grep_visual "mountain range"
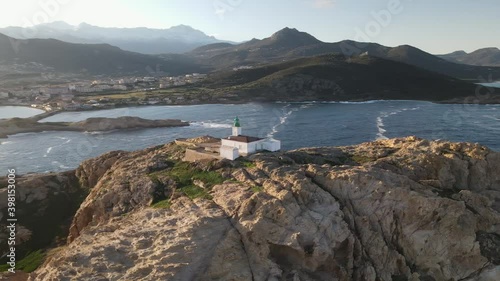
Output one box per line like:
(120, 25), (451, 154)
(200, 53), (485, 103)
(438, 48), (500, 66)
(190, 27), (500, 80)
(0, 22), (500, 95)
(0, 33), (204, 76)
(0, 22), (225, 54)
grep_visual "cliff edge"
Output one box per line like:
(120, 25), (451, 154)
(20, 137), (500, 280)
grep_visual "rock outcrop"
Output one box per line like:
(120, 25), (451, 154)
(28, 137), (500, 280)
(0, 116), (189, 138)
(0, 171), (86, 260)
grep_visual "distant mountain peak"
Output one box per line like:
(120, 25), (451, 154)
(272, 27), (304, 38)
(39, 21), (74, 30)
(438, 47), (500, 66)
(473, 47), (500, 52)
(170, 24), (195, 30)
(0, 22), (224, 54)
(269, 27), (320, 46)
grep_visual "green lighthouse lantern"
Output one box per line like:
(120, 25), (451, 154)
(234, 116), (241, 127)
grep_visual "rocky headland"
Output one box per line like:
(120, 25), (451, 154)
(0, 116), (189, 138)
(1, 136), (500, 280)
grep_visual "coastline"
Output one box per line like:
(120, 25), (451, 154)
(1, 96), (499, 139)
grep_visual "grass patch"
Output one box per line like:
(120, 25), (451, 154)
(0, 250), (45, 273)
(150, 161), (224, 203)
(241, 160), (256, 168)
(251, 186), (264, 193)
(236, 158), (256, 168)
(151, 199), (172, 209)
(182, 185), (212, 200)
(168, 162), (224, 188)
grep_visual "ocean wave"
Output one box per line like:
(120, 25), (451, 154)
(83, 130), (120, 135)
(376, 116), (388, 140)
(0, 141), (13, 145)
(190, 122), (232, 128)
(337, 100), (384, 104)
(267, 104), (301, 138)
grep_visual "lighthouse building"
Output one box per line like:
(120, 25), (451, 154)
(220, 117), (281, 160)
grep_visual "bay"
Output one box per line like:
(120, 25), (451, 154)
(1, 101), (499, 174)
(0, 106), (44, 119)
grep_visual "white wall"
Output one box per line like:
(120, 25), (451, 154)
(263, 139), (281, 152)
(220, 145), (239, 160)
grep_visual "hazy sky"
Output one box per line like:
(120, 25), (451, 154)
(1, 0), (499, 54)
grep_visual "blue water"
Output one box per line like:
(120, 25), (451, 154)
(1, 101), (499, 174)
(0, 106), (44, 119)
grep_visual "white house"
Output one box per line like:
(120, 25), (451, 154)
(220, 117), (281, 160)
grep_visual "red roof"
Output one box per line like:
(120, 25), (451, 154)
(226, 135), (262, 143)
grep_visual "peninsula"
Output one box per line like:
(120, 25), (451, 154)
(0, 116), (189, 139)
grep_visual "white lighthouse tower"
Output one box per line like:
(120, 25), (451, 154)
(232, 116), (242, 136)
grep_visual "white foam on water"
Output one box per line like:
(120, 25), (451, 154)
(267, 104), (301, 138)
(375, 107), (421, 140)
(337, 100), (382, 104)
(376, 116), (388, 140)
(190, 122), (232, 128)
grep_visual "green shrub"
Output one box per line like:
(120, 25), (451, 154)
(151, 199), (172, 209)
(182, 185), (212, 200)
(0, 250), (45, 273)
(240, 159), (256, 168)
(251, 186), (264, 193)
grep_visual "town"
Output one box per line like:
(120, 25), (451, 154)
(0, 73), (207, 111)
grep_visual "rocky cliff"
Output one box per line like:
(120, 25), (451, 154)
(16, 137), (500, 280)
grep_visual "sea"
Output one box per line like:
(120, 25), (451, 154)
(0, 106), (44, 119)
(0, 99), (499, 175)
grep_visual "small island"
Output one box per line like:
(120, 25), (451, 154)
(0, 116), (189, 139)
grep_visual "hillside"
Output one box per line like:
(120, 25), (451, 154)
(438, 48), (500, 66)
(0, 22), (225, 54)
(191, 27), (500, 80)
(200, 54), (495, 103)
(2, 137), (499, 280)
(0, 33), (204, 75)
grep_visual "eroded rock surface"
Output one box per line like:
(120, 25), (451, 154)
(30, 137), (500, 281)
(0, 171), (85, 261)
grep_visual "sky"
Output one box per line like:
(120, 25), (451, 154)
(0, 0), (499, 54)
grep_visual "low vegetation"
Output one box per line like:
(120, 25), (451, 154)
(238, 159), (256, 168)
(150, 161), (225, 205)
(151, 199), (172, 209)
(251, 186), (264, 193)
(0, 250), (45, 273)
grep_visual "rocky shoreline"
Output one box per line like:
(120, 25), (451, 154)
(0, 116), (189, 139)
(1, 136), (499, 280)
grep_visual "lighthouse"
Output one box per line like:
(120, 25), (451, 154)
(219, 116), (281, 160)
(232, 116), (242, 136)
